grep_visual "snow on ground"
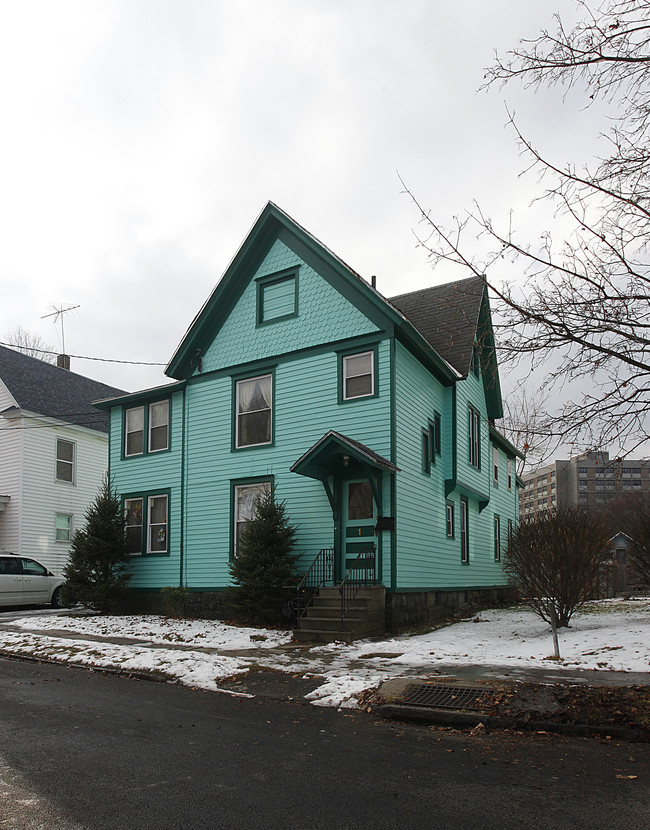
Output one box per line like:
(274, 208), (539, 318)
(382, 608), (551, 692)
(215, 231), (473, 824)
(1, 599), (648, 708)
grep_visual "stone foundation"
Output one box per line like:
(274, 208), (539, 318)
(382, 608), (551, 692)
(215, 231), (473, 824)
(122, 585), (514, 630)
(386, 586), (515, 630)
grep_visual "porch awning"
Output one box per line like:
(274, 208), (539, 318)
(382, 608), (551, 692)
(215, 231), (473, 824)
(290, 430), (399, 482)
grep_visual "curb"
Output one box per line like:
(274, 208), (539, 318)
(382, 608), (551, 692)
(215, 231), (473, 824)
(0, 648), (171, 685)
(376, 703), (645, 742)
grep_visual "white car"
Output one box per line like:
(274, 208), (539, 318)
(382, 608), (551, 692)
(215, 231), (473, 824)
(0, 553), (65, 608)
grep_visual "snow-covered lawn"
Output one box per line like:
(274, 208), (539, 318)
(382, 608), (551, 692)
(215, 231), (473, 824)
(1, 598), (648, 708)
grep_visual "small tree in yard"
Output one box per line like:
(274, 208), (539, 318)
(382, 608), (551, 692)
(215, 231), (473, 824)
(62, 476), (131, 613)
(504, 506), (611, 631)
(226, 488), (297, 625)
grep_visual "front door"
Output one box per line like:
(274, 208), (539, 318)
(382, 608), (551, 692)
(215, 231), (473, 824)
(340, 480), (376, 580)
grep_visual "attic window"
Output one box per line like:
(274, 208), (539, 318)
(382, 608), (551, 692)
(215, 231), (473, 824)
(257, 270), (298, 325)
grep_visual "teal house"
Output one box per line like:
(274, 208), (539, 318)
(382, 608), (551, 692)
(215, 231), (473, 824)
(96, 203), (520, 635)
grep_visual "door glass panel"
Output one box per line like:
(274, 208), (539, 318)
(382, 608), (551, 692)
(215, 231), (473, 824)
(348, 481), (373, 520)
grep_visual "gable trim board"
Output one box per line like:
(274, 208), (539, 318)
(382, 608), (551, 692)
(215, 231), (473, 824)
(101, 203), (519, 626)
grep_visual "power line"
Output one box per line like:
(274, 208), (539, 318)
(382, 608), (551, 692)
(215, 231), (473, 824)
(0, 341), (166, 366)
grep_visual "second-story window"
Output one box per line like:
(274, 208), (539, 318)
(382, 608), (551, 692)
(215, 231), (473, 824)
(236, 374), (272, 448)
(56, 438), (75, 483)
(493, 447), (499, 485)
(125, 401), (169, 456)
(343, 351), (374, 400)
(149, 401), (169, 452)
(507, 458), (512, 490)
(125, 407), (145, 456)
(469, 406), (480, 468)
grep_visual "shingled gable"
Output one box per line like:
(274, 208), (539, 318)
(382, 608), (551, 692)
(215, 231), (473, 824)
(164, 202), (458, 385)
(0, 345), (126, 433)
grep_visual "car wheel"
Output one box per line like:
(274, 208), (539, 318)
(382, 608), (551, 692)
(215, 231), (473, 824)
(51, 588), (64, 609)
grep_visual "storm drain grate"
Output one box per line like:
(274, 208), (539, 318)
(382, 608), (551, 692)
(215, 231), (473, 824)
(402, 684), (492, 710)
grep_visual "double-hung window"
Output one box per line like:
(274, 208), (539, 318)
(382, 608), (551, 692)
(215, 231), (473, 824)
(55, 513), (72, 543)
(507, 458), (512, 490)
(233, 480), (271, 556)
(446, 502), (454, 538)
(469, 406), (480, 468)
(125, 407), (145, 456)
(342, 351), (374, 400)
(148, 495), (168, 553)
(124, 498), (144, 555)
(460, 499), (469, 563)
(148, 401), (169, 452)
(56, 438), (75, 483)
(125, 400), (169, 456)
(493, 447), (499, 485)
(236, 374), (273, 448)
(494, 515), (501, 561)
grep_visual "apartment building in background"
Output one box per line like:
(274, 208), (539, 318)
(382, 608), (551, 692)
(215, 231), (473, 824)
(521, 450), (650, 517)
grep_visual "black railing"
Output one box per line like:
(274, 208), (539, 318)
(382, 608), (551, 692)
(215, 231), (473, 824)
(339, 544), (377, 621)
(285, 547), (335, 623)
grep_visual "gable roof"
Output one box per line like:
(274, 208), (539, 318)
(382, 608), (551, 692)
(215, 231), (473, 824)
(0, 345), (127, 433)
(165, 202), (458, 385)
(388, 277), (484, 377)
(163, 202), (502, 417)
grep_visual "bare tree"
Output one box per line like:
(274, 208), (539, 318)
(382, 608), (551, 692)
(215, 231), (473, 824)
(504, 506), (612, 628)
(602, 493), (650, 585)
(408, 0), (650, 453)
(501, 386), (555, 473)
(2, 326), (56, 363)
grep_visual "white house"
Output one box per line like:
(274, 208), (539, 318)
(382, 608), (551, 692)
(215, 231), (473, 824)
(0, 346), (126, 575)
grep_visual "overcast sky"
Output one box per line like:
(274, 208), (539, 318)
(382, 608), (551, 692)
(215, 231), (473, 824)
(0, 0), (602, 397)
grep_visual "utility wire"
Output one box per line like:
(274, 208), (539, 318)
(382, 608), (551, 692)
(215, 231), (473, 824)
(0, 341), (166, 366)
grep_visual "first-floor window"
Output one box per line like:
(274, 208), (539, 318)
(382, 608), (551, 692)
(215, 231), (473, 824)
(460, 499), (469, 563)
(494, 515), (501, 561)
(55, 513), (72, 543)
(234, 481), (270, 556)
(446, 502), (454, 538)
(148, 495), (168, 553)
(124, 498), (143, 555)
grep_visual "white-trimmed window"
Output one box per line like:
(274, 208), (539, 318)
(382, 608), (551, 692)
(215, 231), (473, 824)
(236, 374), (272, 447)
(125, 406), (145, 456)
(343, 351), (374, 400)
(56, 438), (75, 483)
(493, 447), (499, 485)
(149, 400), (169, 452)
(55, 513), (72, 543)
(507, 458), (512, 490)
(124, 498), (143, 555)
(148, 495), (168, 553)
(233, 481), (270, 556)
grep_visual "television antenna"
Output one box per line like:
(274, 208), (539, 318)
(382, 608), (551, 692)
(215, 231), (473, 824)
(41, 304), (80, 355)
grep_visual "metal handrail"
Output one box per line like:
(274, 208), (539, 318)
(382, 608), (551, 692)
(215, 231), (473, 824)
(339, 544), (377, 621)
(292, 547), (335, 620)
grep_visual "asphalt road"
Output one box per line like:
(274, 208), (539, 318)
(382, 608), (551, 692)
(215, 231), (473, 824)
(0, 657), (648, 830)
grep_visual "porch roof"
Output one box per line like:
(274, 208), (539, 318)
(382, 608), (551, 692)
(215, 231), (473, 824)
(290, 431), (399, 482)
